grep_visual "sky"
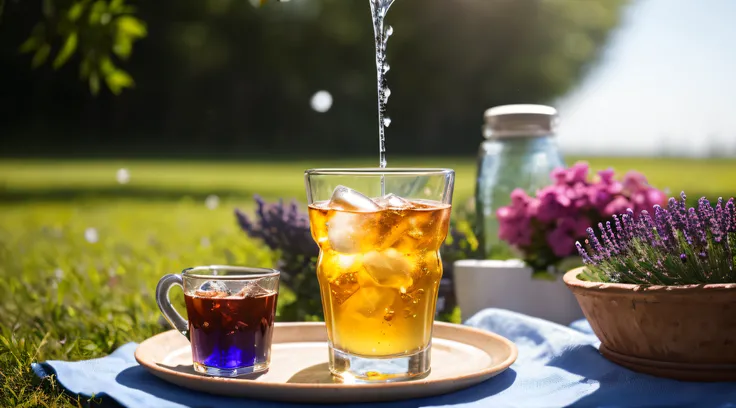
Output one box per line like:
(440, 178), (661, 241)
(555, 0), (736, 157)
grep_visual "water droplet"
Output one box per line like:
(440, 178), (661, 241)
(116, 168), (130, 184)
(383, 88), (391, 103)
(383, 117), (392, 128)
(385, 25), (394, 37)
(382, 63), (390, 74)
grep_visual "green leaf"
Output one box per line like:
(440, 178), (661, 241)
(52, 32), (78, 69)
(79, 57), (92, 78)
(19, 23), (46, 54)
(109, 0), (124, 12)
(19, 37), (40, 54)
(116, 16), (147, 38)
(113, 38), (132, 59)
(67, 2), (86, 21)
(99, 56), (115, 75)
(41, 0), (54, 18)
(105, 69), (134, 94)
(89, 72), (100, 95)
(31, 44), (51, 68)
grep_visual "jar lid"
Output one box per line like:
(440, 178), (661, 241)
(483, 104), (558, 139)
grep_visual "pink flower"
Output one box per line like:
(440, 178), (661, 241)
(646, 189), (667, 208)
(537, 185), (572, 222)
(567, 162), (590, 184)
(510, 188), (531, 207)
(497, 207), (532, 247)
(603, 196), (632, 217)
(547, 225), (576, 257)
(597, 168), (615, 184)
(551, 168), (567, 186)
(558, 216), (591, 237)
(495, 163), (668, 272)
(622, 171), (649, 192)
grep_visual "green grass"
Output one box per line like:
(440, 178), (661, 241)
(1, 157), (734, 203)
(0, 157), (734, 407)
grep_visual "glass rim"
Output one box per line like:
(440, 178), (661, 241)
(182, 265), (280, 280)
(304, 168), (454, 176)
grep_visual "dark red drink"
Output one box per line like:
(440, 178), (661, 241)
(185, 290), (278, 371)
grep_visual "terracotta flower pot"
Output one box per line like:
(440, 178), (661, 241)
(563, 267), (736, 382)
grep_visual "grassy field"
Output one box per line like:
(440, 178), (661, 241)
(1, 156), (735, 203)
(0, 157), (734, 407)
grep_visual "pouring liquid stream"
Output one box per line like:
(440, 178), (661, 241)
(370, 0), (395, 194)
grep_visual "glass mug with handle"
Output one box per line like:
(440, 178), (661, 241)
(156, 265), (280, 377)
(305, 168), (455, 382)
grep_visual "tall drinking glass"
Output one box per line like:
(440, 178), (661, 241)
(305, 169), (454, 382)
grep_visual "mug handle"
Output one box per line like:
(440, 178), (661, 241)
(156, 274), (190, 339)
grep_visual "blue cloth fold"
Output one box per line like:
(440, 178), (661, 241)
(33, 309), (736, 408)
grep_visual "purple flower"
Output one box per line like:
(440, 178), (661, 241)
(577, 191), (736, 285)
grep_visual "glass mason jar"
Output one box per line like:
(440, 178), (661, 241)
(475, 104), (565, 259)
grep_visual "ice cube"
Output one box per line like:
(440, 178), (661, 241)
(327, 211), (373, 253)
(375, 193), (414, 210)
(195, 280), (231, 298)
(349, 286), (398, 317)
(328, 186), (380, 212)
(235, 282), (273, 298)
(329, 272), (361, 305)
(362, 249), (413, 288)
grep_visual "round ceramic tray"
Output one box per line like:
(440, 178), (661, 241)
(135, 322), (517, 404)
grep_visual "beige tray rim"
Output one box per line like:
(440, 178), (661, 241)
(135, 321), (518, 390)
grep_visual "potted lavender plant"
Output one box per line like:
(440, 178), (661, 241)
(454, 162), (667, 324)
(566, 193), (736, 381)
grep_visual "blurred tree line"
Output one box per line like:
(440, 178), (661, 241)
(0, 0), (628, 157)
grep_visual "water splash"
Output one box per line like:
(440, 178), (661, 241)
(370, 0), (395, 170)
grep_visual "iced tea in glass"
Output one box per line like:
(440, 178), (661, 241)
(156, 266), (280, 377)
(305, 169), (454, 382)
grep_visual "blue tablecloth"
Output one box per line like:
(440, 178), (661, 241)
(32, 309), (736, 407)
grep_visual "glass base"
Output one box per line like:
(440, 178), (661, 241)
(329, 345), (431, 383)
(193, 361), (269, 377)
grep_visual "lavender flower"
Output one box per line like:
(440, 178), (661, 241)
(578, 192), (736, 285)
